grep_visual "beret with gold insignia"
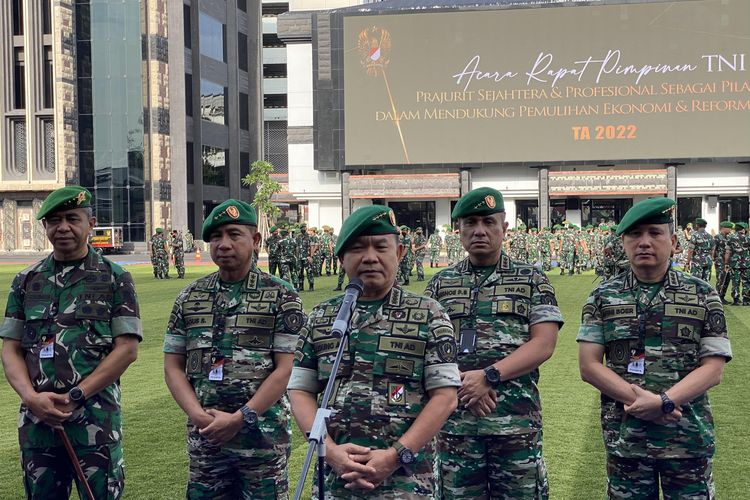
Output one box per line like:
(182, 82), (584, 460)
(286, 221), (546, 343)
(36, 186), (92, 220)
(335, 205), (399, 257)
(451, 187), (505, 219)
(155, 227), (164, 234)
(202, 199), (258, 240)
(695, 218), (708, 227)
(616, 197), (675, 236)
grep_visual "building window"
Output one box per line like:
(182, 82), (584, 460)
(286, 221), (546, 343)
(200, 79), (227, 125)
(12, 0), (24, 36)
(240, 152), (250, 180)
(238, 0), (247, 12)
(199, 12), (226, 62)
(264, 94), (287, 109)
(12, 120), (27, 175)
(239, 93), (249, 131)
(202, 146), (228, 187)
(264, 63), (287, 78)
(43, 119), (55, 174)
(183, 4), (191, 49)
(238, 32), (248, 72)
(43, 46), (54, 109)
(13, 48), (25, 109)
(42, 0), (52, 35)
(263, 121), (288, 173)
(185, 73), (193, 116)
(263, 33), (284, 48)
(187, 141), (194, 184)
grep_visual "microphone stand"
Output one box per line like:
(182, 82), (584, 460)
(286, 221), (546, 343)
(293, 326), (352, 500)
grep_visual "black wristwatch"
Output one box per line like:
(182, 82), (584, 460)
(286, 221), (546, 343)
(484, 366), (502, 387)
(239, 405), (258, 428)
(68, 386), (86, 406)
(393, 441), (416, 468)
(660, 393), (676, 414)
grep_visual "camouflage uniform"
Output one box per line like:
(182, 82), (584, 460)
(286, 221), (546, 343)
(399, 232), (413, 285)
(425, 253), (564, 500)
(296, 231), (310, 291)
(429, 233), (443, 267)
(308, 231), (321, 286)
(413, 231), (428, 281)
(153, 233), (170, 279)
(725, 229), (750, 304)
(538, 231), (553, 271)
(163, 268), (305, 499)
(560, 229), (577, 276)
(266, 232), (281, 277)
(578, 268), (732, 499)
(288, 286), (462, 499)
(0, 247), (142, 500)
(184, 230), (195, 252)
(149, 233), (159, 277)
(278, 233), (297, 287)
(172, 232), (186, 279)
(713, 231), (730, 299)
(687, 229), (714, 282)
(320, 231), (333, 275)
(603, 233), (628, 281)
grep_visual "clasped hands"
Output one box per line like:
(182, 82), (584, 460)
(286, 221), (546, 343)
(624, 385), (682, 425)
(459, 370), (498, 417)
(326, 443), (399, 491)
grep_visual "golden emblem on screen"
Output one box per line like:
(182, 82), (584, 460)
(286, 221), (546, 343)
(358, 27), (391, 76)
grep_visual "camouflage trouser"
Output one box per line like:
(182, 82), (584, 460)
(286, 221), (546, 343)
(606, 455), (714, 500)
(21, 441), (124, 500)
(415, 253), (426, 281)
(398, 257), (411, 285)
(280, 261), (296, 287)
(268, 259), (279, 277)
(730, 268), (750, 303)
(336, 265), (346, 289)
(540, 251), (551, 271)
(324, 252), (338, 275)
(715, 262), (728, 298)
(429, 250), (440, 267)
(690, 262), (712, 282)
(305, 258), (316, 288)
(174, 251), (185, 278)
(295, 260), (306, 289)
(156, 253), (170, 278)
(438, 432), (548, 500)
(150, 254), (158, 277)
(187, 429), (290, 500)
(314, 252), (324, 276)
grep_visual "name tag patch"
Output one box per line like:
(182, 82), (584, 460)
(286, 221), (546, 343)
(184, 314), (213, 328)
(236, 314), (274, 329)
(664, 304), (705, 322)
(601, 304), (637, 320)
(378, 336), (426, 357)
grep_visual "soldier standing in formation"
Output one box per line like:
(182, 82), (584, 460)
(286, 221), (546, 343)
(171, 229), (186, 279)
(321, 226), (338, 276)
(149, 230), (159, 277)
(685, 218), (714, 281)
(288, 204), (461, 498)
(713, 221), (733, 303)
(164, 199), (305, 498)
(412, 227), (428, 282)
(184, 229), (195, 253)
(578, 197), (731, 499)
(426, 187), (563, 499)
(398, 225), (413, 286)
(278, 227), (297, 286)
(151, 228), (171, 279)
(265, 225), (281, 277)
(429, 229), (443, 268)
(1, 186), (142, 499)
(602, 225), (628, 280)
(724, 221), (750, 305)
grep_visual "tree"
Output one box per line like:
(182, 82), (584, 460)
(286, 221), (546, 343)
(242, 160), (282, 243)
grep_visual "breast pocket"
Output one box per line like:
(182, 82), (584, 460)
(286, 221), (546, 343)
(661, 319), (701, 372)
(370, 345), (425, 419)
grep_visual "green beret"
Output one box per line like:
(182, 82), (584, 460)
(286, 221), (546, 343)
(155, 227), (164, 234)
(270, 225), (278, 232)
(616, 198), (675, 236)
(452, 187), (505, 219)
(335, 205), (399, 257)
(720, 221), (734, 229)
(280, 228), (289, 235)
(600, 225), (609, 231)
(201, 199), (258, 240)
(399, 225), (409, 231)
(37, 186), (92, 220)
(735, 222), (748, 231)
(553, 224), (562, 230)
(531, 227), (537, 232)
(694, 218), (708, 227)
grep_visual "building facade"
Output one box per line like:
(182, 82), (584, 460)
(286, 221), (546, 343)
(0, 0), (171, 251)
(278, 0), (750, 235)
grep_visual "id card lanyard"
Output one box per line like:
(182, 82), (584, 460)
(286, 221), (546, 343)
(460, 263), (495, 354)
(629, 277), (665, 375)
(209, 282), (234, 381)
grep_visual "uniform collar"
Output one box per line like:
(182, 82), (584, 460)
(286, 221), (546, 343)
(621, 268), (681, 292)
(456, 252), (512, 274)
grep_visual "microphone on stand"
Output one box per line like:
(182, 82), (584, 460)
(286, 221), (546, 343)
(330, 278), (364, 338)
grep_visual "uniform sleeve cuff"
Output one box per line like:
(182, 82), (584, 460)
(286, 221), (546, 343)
(700, 337), (733, 362)
(112, 316), (143, 341)
(273, 333), (298, 353)
(287, 367), (321, 393)
(576, 325), (606, 344)
(424, 364), (462, 391)
(0, 318), (24, 340)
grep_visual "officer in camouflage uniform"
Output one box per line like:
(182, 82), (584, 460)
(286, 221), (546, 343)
(320, 226), (335, 275)
(425, 187), (564, 500)
(149, 231), (159, 277)
(429, 230), (443, 268)
(724, 221), (750, 305)
(713, 221), (733, 303)
(172, 229), (186, 279)
(578, 197), (732, 500)
(278, 228), (297, 287)
(164, 199), (305, 499)
(602, 226), (629, 280)
(538, 228), (553, 271)
(412, 227), (428, 281)
(288, 204), (461, 498)
(685, 218), (714, 282)
(265, 225), (281, 277)
(398, 225), (413, 286)
(153, 228), (171, 279)
(185, 229), (195, 252)
(0, 186), (142, 500)
(308, 227), (320, 288)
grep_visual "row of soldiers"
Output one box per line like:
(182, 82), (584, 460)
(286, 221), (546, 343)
(148, 228), (192, 279)
(264, 223), (338, 291)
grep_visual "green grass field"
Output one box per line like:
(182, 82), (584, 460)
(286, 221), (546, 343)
(0, 263), (748, 499)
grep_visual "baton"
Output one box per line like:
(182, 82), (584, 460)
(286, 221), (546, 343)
(57, 428), (95, 500)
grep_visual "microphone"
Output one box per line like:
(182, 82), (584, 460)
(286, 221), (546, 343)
(330, 278), (364, 338)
